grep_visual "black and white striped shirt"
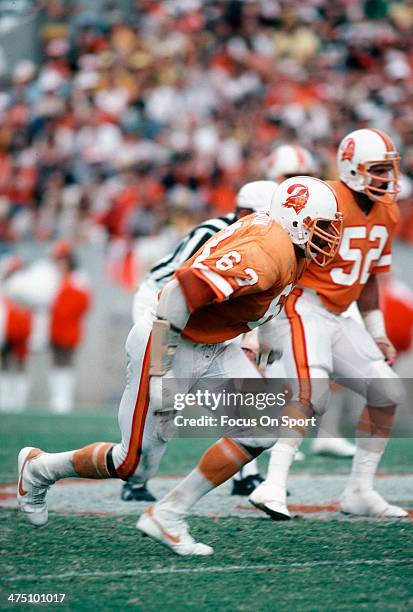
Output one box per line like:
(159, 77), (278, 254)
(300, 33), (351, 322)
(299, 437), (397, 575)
(148, 213), (236, 288)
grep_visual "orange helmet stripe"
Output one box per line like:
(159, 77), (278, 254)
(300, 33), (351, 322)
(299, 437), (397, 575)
(293, 145), (306, 167)
(367, 128), (395, 152)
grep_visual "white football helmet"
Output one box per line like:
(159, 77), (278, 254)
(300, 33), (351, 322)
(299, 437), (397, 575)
(271, 176), (343, 267)
(265, 144), (316, 181)
(236, 180), (278, 214)
(337, 128), (400, 200)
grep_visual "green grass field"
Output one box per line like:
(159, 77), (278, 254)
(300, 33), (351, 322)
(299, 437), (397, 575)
(1, 411), (412, 611)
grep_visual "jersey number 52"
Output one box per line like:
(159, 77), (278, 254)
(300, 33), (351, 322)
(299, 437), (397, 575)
(330, 225), (388, 286)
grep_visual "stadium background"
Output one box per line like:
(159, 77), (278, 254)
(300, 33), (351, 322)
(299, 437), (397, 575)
(0, 1), (413, 610)
(0, 0), (412, 407)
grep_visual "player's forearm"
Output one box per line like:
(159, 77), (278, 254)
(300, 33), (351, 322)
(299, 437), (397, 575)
(256, 319), (282, 368)
(357, 275), (380, 314)
(357, 275), (386, 337)
(257, 318), (281, 355)
(357, 275), (395, 363)
(156, 278), (190, 331)
(150, 279), (190, 377)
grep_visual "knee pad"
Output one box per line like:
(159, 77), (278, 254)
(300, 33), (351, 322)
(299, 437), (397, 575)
(367, 372), (406, 407)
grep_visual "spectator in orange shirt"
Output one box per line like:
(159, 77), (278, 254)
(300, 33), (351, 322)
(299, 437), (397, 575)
(49, 240), (92, 413)
(0, 256), (32, 412)
(381, 275), (413, 357)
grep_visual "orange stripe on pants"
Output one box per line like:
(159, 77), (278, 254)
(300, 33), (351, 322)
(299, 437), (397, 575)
(116, 333), (152, 480)
(285, 289), (312, 406)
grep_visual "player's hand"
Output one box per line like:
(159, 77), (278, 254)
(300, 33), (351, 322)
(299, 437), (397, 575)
(243, 347), (257, 365)
(242, 346), (269, 376)
(375, 336), (397, 366)
(257, 347), (282, 369)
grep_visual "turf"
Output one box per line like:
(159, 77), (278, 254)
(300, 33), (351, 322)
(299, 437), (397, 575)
(0, 411), (412, 611)
(1, 412), (413, 483)
(1, 513), (412, 611)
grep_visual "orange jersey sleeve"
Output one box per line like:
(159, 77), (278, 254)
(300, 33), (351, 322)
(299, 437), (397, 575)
(174, 213), (305, 343)
(299, 181), (400, 313)
(176, 213), (289, 305)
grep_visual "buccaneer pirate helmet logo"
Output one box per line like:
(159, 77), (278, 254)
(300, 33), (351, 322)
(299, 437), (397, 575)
(340, 138), (355, 162)
(282, 183), (309, 214)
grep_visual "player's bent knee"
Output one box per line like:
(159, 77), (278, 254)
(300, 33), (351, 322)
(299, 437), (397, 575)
(289, 368), (330, 416)
(367, 376), (406, 408)
(305, 369), (330, 415)
(311, 394), (330, 415)
(111, 439), (164, 482)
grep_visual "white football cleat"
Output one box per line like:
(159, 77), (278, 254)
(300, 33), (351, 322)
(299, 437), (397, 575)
(311, 437), (356, 457)
(249, 482), (291, 520)
(17, 447), (49, 526)
(137, 505), (214, 556)
(339, 488), (408, 518)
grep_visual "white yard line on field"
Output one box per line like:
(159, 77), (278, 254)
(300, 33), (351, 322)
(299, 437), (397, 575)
(4, 558), (413, 582)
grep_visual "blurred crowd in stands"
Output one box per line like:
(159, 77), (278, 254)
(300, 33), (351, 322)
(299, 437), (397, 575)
(0, 0), (412, 251)
(1, 0), (413, 412)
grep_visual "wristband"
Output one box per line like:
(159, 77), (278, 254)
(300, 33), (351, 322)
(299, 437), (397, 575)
(362, 309), (386, 339)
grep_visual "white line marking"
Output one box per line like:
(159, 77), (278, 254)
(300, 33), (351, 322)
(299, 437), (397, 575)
(4, 559), (412, 582)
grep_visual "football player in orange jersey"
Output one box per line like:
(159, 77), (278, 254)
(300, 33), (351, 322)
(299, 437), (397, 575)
(250, 128), (408, 521)
(16, 177), (343, 550)
(264, 143), (357, 460)
(125, 180), (277, 502)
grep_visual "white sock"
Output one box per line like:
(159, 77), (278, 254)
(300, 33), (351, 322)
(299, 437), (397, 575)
(233, 458), (258, 480)
(158, 468), (213, 516)
(0, 373), (27, 411)
(264, 439), (301, 501)
(49, 367), (76, 414)
(30, 451), (77, 485)
(346, 437), (388, 493)
(0, 373), (14, 411)
(13, 373), (30, 412)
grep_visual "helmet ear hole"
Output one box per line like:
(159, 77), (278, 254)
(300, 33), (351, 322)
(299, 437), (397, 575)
(292, 221), (298, 227)
(350, 170), (356, 176)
